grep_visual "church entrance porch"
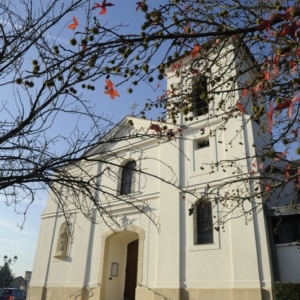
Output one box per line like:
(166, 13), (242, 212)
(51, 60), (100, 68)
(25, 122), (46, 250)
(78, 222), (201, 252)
(99, 226), (145, 300)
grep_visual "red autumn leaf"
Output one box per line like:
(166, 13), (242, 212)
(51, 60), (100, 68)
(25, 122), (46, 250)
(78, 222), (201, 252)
(288, 94), (300, 119)
(105, 79), (115, 90)
(190, 44), (200, 59)
(236, 101), (246, 114)
(149, 123), (162, 133)
(136, 1), (143, 12)
(284, 6), (296, 21)
(285, 170), (290, 179)
(67, 17), (78, 30)
(269, 7), (296, 22)
(290, 61), (298, 74)
(292, 128), (299, 136)
(104, 88), (120, 99)
(280, 22), (300, 40)
(282, 150), (289, 157)
(256, 19), (271, 31)
(250, 81), (263, 98)
(281, 24), (291, 37)
(273, 55), (280, 65)
(273, 95), (300, 119)
(264, 182), (272, 191)
(267, 102), (273, 135)
(274, 98), (292, 111)
(263, 70), (270, 81)
(167, 129), (176, 141)
(171, 61), (182, 72)
(92, 1), (115, 15)
(241, 88), (248, 97)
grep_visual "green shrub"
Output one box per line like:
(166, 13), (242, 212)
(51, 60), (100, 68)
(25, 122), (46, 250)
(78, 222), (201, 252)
(275, 283), (300, 300)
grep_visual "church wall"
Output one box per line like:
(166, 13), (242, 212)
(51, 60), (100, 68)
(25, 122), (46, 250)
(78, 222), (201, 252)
(151, 138), (181, 289)
(30, 216), (56, 287)
(29, 42), (278, 300)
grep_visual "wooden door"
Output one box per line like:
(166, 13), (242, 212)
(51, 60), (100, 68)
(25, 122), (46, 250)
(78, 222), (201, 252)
(124, 239), (139, 300)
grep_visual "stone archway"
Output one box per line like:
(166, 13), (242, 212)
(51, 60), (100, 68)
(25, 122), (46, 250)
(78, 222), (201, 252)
(97, 225), (145, 300)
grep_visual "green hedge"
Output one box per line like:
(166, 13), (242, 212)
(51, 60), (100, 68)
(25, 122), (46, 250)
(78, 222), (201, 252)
(275, 283), (300, 300)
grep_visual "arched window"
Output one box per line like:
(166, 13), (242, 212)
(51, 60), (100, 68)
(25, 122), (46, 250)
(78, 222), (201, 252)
(120, 160), (136, 195)
(55, 222), (69, 258)
(194, 201), (213, 244)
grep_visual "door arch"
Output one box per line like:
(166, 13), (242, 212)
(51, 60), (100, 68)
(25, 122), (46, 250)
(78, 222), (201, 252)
(98, 226), (145, 300)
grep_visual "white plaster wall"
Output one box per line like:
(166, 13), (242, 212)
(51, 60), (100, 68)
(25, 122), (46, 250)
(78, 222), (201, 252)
(30, 216), (57, 287)
(30, 40), (278, 298)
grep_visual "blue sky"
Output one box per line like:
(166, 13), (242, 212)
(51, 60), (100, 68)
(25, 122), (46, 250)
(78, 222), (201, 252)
(0, 0), (168, 277)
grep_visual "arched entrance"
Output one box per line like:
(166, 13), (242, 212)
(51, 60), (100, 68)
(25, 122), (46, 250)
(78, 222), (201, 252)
(98, 226), (145, 300)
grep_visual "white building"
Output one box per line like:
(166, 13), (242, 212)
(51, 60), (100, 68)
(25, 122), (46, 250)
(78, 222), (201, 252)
(28, 39), (299, 300)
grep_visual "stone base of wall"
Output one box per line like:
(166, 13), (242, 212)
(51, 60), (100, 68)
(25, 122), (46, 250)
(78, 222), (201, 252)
(27, 286), (46, 300)
(28, 286), (272, 300)
(135, 287), (273, 300)
(27, 286), (101, 300)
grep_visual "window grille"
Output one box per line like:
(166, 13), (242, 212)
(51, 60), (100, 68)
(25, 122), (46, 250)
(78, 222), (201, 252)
(272, 215), (300, 244)
(192, 76), (208, 116)
(195, 201), (213, 244)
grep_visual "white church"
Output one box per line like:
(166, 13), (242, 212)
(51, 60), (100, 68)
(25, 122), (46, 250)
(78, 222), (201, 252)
(27, 39), (300, 300)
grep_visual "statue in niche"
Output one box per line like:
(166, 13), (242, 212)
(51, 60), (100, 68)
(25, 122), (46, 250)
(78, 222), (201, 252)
(55, 222), (69, 258)
(59, 225), (68, 251)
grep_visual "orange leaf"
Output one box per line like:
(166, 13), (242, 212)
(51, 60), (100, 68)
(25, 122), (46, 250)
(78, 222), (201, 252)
(267, 102), (273, 135)
(105, 79), (115, 90)
(190, 44), (200, 59)
(250, 81), (263, 98)
(67, 17), (78, 30)
(236, 101), (246, 114)
(241, 88), (248, 97)
(263, 70), (270, 81)
(105, 88), (120, 99)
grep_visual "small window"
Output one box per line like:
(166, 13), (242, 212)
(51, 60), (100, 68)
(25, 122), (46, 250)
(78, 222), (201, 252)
(192, 76), (208, 116)
(196, 138), (209, 149)
(120, 161), (136, 195)
(272, 215), (300, 244)
(194, 201), (213, 244)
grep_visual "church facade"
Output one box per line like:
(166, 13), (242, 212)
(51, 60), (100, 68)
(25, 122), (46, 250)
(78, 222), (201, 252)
(28, 41), (299, 300)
